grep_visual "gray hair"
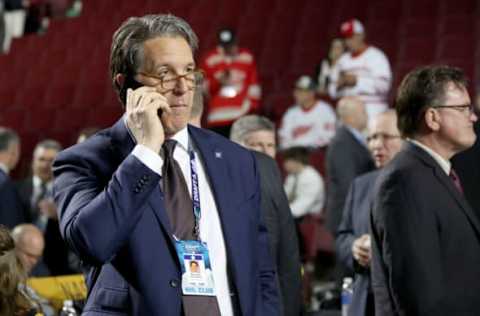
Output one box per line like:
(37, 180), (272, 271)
(0, 128), (19, 152)
(110, 14), (199, 105)
(33, 139), (62, 157)
(230, 115), (275, 144)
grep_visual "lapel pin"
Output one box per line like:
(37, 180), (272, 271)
(215, 151), (223, 159)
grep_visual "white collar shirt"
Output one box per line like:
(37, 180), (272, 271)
(409, 139), (451, 175)
(130, 125), (234, 316)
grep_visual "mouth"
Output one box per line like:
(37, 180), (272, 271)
(170, 103), (187, 108)
(374, 154), (385, 162)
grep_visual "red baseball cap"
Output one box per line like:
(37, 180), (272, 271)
(340, 19), (365, 38)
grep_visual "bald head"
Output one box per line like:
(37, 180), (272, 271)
(12, 224), (44, 274)
(337, 96), (368, 131)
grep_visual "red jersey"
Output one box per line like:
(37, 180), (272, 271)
(201, 46), (261, 127)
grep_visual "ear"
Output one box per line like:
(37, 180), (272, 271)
(424, 107), (441, 131)
(115, 74), (125, 88)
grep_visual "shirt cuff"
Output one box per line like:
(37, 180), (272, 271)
(131, 145), (163, 175)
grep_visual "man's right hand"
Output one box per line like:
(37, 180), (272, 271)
(352, 234), (371, 267)
(125, 87), (172, 153)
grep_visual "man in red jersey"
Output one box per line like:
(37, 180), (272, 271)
(201, 28), (261, 137)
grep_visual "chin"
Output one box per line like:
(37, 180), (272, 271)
(162, 114), (189, 135)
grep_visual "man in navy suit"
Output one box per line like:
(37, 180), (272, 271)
(53, 14), (279, 316)
(371, 66), (480, 315)
(336, 110), (402, 316)
(0, 127), (27, 228)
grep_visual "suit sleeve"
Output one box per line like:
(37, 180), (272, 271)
(269, 157), (302, 316)
(53, 152), (161, 264)
(371, 173), (445, 315)
(335, 181), (357, 273)
(251, 155), (281, 315)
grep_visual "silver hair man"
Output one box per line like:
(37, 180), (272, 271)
(110, 14), (199, 105)
(230, 115), (277, 158)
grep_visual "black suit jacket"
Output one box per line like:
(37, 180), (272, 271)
(253, 151), (302, 316)
(15, 177), (34, 219)
(0, 169), (28, 228)
(15, 177), (73, 276)
(370, 142), (480, 316)
(325, 126), (375, 233)
(336, 170), (379, 316)
(452, 122), (480, 215)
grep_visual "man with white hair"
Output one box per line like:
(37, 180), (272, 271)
(230, 114), (277, 158)
(230, 114), (302, 316)
(329, 18), (392, 120)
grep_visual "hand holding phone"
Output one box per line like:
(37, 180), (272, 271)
(125, 86), (171, 153)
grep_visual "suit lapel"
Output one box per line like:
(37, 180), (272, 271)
(408, 143), (480, 237)
(188, 127), (232, 228)
(188, 127), (245, 277)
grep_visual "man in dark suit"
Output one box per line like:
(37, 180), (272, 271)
(230, 115), (302, 316)
(16, 139), (74, 276)
(370, 66), (480, 315)
(0, 127), (26, 228)
(53, 14), (279, 315)
(325, 96), (375, 234)
(336, 110), (402, 316)
(452, 120), (480, 215)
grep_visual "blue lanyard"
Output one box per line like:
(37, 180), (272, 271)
(188, 144), (202, 240)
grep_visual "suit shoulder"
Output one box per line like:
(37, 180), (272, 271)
(252, 150), (275, 166)
(54, 129), (115, 175)
(190, 125), (254, 157)
(354, 169), (381, 187)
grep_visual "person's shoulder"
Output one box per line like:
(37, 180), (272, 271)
(283, 105), (301, 117)
(252, 150), (275, 166)
(237, 47), (255, 63)
(189, 125), (253, 157)
(354, 169), (381, 186)
(54, 125), (117, 176)
(366, 46), (389, 60)
(59, 127), (112, 159)
(313, 100), (335, 114)
(303, 165), (323, 179)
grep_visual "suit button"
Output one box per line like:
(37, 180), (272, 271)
(169, 279), (178, 288)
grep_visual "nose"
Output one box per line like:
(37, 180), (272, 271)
(173, 76), (189, 94)
(470, 110), (478, 122)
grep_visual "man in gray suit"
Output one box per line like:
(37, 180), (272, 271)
(230, 115), (302, 316)
(325, 96), (375, 234)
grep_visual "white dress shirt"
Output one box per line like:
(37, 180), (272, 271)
(131, 126), (234, 316)
(409, 139), (451, 175)
(284, 165), (325, 218)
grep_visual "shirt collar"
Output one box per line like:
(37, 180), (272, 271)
(168, 126), (189, 153)
(0, 162), (9, 174)
(408, 139), (451, 175)
(33, 175), (53, 188)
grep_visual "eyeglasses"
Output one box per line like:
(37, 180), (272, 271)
(367, 132), (402, 143)
(137, 70), (203, 91)
(432, 104), (476, 116)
